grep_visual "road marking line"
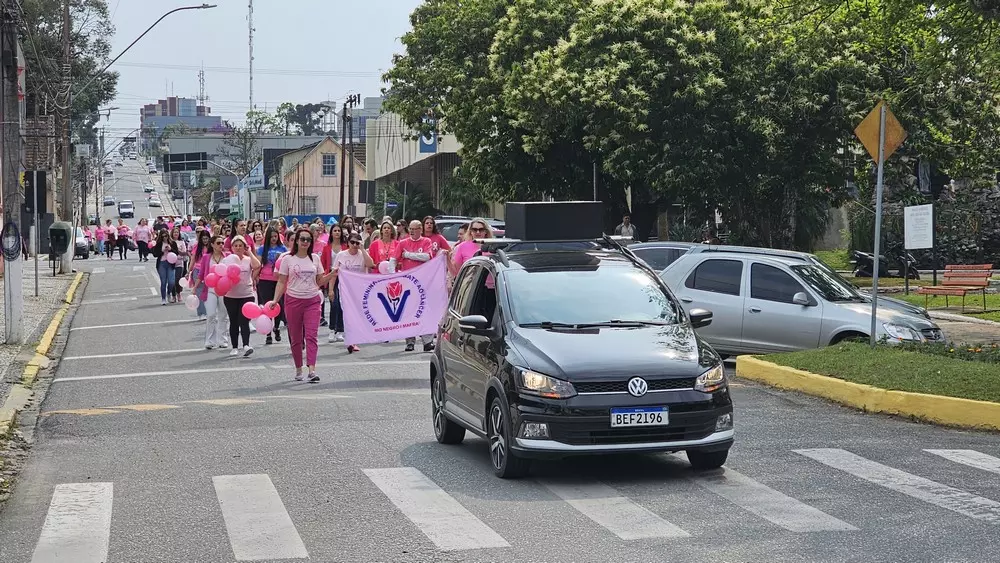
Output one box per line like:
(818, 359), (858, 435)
(92, 267), (105, 274)
(31, 482), (113, 563)
(107, 404), (180, 412)
(213, 474), (309, 561)
(191, 399), (265, 406)
(81, 297), (138, 305)
(539, 481), (689, 539)
(691, 469), (857, 532)
(364, 467), (510, 551)
(63, 348), (206, 360)
(149, 287), (157, 296)
(796, 448), (1000, 523)
(44, 408), (121, 416)
(70, 319), (194, 330)
(132, 265), (145, 271)
(925, 449), (1000, 475)
(52, 360), (428, 382)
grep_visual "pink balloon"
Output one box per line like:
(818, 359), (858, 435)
(165, 252), (178, 264)
(227, 264), (242, 281)
(253, 314), (273, 335)
(205, 272), (219, 288)
(215, 276), (232, 296)
(242, 301), (262, 319)
(184, 294), (200, 311)
(263, 301), (281, 318)
(214, 263), (228, 277)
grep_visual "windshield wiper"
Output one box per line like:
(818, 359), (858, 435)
(518, 322), (592, 329)
(519, 320), (668, 329)
(605, 319), (671, 326)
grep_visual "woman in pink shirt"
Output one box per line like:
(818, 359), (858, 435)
(422, 216), (451, 257)
(194, 235), (230, 349)
(94, 224), (106, 256)
(270, 227), (336, 383)
(450, 217), (494, 276)
(103, 219), (117, 260)
(116, 219), (131, 260)
(367, 220), (398, 269)
(134, 218), (153, 262)
(221, 235), (261, 357)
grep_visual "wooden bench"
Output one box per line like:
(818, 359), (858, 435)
(916, 264), (994, 312)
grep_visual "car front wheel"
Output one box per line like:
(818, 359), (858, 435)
(431, 375), (465, 445)
(487, 397), (529, 479)
(687, 448), (729, 470)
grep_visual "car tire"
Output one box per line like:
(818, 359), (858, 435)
(82, 252), (89, 260)
(431, 375), (465, 445)
(487, 396), (529, 479)
(686, 448), (728, 470)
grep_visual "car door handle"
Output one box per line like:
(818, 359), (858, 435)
(680, 297), (693, 303)
(748, 307), (761, 313)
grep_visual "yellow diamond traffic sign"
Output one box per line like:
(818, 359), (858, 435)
(854, 101), (907, 162)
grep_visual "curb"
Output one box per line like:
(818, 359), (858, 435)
(1, 271), (84, 436)
(928, 310), (1000, 327)
(736, 356), (1000, 431)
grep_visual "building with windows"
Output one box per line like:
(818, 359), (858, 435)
(273, 136), (367, 218)
(139, 96), (223, 153)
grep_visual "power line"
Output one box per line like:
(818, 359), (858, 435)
(113, 61), (380, 77)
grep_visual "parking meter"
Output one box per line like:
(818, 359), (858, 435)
(49, 222), (72, 255)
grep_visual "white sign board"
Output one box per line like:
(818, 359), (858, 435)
(243, 160), (265, 191)
(904, 204), (933, 250)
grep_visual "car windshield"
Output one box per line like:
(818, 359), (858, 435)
(506, 265), (679, 326)
(791, 264), (865, 302)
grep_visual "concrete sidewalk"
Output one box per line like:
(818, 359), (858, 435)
(930, 312), (1000, 345)
(0, 260), (76, 406)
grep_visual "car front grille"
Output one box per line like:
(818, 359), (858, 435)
(575, 377), (697, 394)
(922, 328), (944, 341)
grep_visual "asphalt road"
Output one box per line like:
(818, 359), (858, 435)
(87, 158), (176, 230)
(2, 241), (1000, 561)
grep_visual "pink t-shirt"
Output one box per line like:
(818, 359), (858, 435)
(426, 233), (451, 256)
(393, 236), (434, 272)
(221, 254), (255, 299)
(277, 253), (323, 299)
(134, 225), (152, 243)
(452, 240), (479, 270)
(368, 238), (397, 265)
(333, 249), (367, 274)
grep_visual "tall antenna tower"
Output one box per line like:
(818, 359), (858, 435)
(197, 63), (210, 106)
(248, 0), (255, 111)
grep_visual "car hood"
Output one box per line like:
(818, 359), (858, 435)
(835, 301), (938, 329)
(507, 324), (719, 380)
(856, 292), (928, 319)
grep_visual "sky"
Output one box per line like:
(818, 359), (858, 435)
(99, 0), (423, 141)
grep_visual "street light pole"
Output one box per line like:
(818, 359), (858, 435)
(58, 3), (216, 273)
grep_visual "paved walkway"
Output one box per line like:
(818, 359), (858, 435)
(935, 318), (1000, 345)
(0, 259), (75, 405)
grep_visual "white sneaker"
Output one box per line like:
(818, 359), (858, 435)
(335, 332), (345, 342)
(328, 332), (337, 343)
(229, 348), (240, 357)
(243, 346), (254, 358)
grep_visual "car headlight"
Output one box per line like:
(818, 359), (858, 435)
(695, 364), (727, 393)
(517, 369), (576, 399)
(883, 323), (922, 342)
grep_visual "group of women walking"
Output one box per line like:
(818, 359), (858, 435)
(160, 214), (496, 384)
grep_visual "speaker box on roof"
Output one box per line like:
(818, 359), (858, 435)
(504, 201), (603, 241)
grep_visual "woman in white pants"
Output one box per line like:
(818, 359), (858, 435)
(193, 235), (230, 349)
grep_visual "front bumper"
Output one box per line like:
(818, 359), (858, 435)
(509, 390), (733, 458)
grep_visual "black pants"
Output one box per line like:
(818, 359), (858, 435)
(138, 241), (149, 261)
(330, 286), (344, 333)
(224, 295), (254, 348)
(256, 280), (285, 331)
(117, 237), (128, 260)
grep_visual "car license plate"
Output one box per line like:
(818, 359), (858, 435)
(610, 407), (669, 427)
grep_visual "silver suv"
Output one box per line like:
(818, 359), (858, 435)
(660, 251), (944, 355)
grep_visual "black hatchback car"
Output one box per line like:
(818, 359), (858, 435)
(430, 241), (734, 478)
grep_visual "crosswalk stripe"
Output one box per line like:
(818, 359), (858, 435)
(796, 448), (1000, 523)
(691, 469), (857, 532)
(925, 449), (1000, 475)
(364, 467), (510, 551)
(539, 481), (690, 539)
(92, 267), (105, 274)
(31, 482), (113, 563)
(212, 474), (309, 560)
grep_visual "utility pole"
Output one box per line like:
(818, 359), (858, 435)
(1, 0), (24, 343)
(59, 0), (72, 274)
(247, 0), (254, 110)
(338, 94), (360, 218)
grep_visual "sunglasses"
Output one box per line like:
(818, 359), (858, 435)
(213, 241), (223, 245)
(298, 238), (312, 243)
(349, 240), (361, 245)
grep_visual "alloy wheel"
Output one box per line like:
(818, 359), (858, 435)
(432, 377), (445, 438)
(489, 404), (506, 469)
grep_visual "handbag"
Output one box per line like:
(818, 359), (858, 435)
(128, 239), (137, 251)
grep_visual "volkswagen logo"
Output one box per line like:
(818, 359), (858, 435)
(627, 377), (648, 397)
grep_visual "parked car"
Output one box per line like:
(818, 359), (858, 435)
(659, 250), (944, 357)
(118, 200), (135, 218)
(102, 196), (115, 207)
(431, 236), (732, 478)
(74, 227), (89, 259)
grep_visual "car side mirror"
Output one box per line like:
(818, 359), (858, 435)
(689, 308), (713, 329)
(792, 292), (811, 306)
(458, 314), (491, 335)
